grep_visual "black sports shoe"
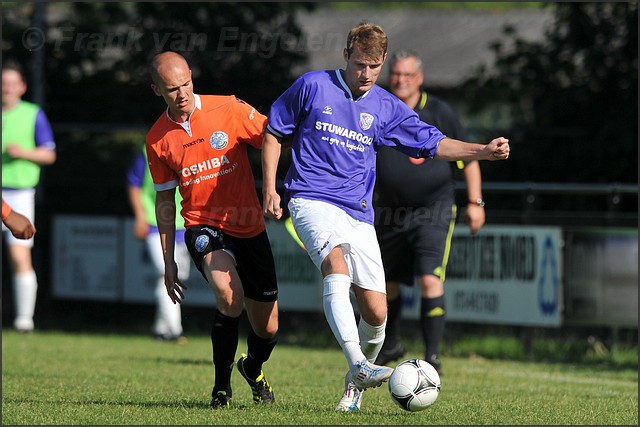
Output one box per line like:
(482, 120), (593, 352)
(374, 342), (405, 365)
(237, 353), (275, 404)
(210, 390), (232, 409)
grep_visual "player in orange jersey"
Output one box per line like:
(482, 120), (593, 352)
(146, 51), (278, 409)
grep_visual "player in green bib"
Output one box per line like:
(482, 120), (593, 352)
(2, 59), (57, 333)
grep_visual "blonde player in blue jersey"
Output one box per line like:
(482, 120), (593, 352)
(262, 22), (510, 412)
(2, 59), (56, 333)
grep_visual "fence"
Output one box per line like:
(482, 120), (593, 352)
(36, 181), (638, 330)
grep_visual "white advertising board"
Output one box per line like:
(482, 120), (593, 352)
(51, 217), (561, 325)
(120, 219), (214, 306)
(51, 216), (122, 301)
(399, 225), (563, 327)
(52, 215), (323, 311)
(264, 220), (324, 311)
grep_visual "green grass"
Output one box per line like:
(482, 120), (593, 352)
(2, 329), (637, 425)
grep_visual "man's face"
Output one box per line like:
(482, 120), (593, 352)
(389, 57), (424, 103)
(2, 70), (27, 109)
(151, 61), (194, 120)
(343, 45), (386, 97)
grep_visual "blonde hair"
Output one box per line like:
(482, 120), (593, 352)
(345, 22), (388, 60)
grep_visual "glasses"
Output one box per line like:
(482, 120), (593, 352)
(390, 71), (418, 79)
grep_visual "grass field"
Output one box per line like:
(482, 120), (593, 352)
(2, 328), (637, 425)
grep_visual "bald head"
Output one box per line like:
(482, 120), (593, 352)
(150, 51), (190, 85)
(149, 51), (195, 122)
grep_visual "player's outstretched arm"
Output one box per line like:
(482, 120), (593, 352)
(262, 132), (284, 220)
(2, 202), (36, 240)
(435, 137), (510, 162)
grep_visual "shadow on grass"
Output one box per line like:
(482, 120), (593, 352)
(1, 396), (258, 411)
(129, 356), (212, 366)
(20, 299), (638, 371)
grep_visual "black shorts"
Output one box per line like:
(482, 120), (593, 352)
(184, 225), (278, 302)
(375, 202), (457, 286)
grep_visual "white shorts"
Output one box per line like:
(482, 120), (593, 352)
(2, 188), (35, 247)
(146, 232), (192, 281)
(288, 197), (386, 293)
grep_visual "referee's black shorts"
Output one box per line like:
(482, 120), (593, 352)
(375, 201), (457, 286)
(185, 225), (278, 302)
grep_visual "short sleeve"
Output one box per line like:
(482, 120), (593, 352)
(377, 100), (445, 159)
(126, 150), (146, 187)
(233, 96), (268, 149)
(145, 137), (179, 191)
(2, 199), (12, 221)
(266, 75), (309, 138)
(34, 109), (56, 150)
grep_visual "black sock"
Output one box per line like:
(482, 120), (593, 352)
(243, 329), (278, 380)
(211, 309), (240, 395)
(383, 295), (403, 349)
(420, 295), (445, 361)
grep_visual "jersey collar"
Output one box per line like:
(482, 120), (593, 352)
(335, 69), (371, 102)
(417, 91), (428, 110)
(166, 94), (202, 137)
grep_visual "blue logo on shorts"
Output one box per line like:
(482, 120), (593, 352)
(195, 235), (210, 252)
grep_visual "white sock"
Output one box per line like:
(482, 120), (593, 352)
(358, 317), (386, 363)
(323, 274), (365, 369)
(13, 270), (38, 330)
(154, 278), (182, 337)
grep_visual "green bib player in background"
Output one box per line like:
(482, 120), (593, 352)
(2, 59), (57, 333)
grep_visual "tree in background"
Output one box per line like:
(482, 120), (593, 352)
(2, 2), (316, 124)
(2, 2), (315, 215)
(462, 2), (637, 184)
(3, 2), (636, 202)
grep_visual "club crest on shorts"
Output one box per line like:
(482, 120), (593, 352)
(210, 131), (229, 150)
(359, 112), (374, 131)
(195, 235), (209, 252)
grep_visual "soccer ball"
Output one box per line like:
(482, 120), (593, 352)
(388, 359), (441, 412)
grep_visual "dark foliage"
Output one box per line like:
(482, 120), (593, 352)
(2, 2), (314, 216)
(3, 2), (316, 124)
(461, 2), (638, 184)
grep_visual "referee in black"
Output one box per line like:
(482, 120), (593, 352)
(373, 50), (485, 375)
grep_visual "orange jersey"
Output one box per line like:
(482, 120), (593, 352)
(146, 94), (267, 238)
(2, 199), (12, 221)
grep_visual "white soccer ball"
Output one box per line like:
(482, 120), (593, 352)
(388, 359), (441, 412)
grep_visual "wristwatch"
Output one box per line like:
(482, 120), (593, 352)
(470, 198), (485, 207)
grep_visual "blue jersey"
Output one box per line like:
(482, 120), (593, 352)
(266, 69), (446, 224)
